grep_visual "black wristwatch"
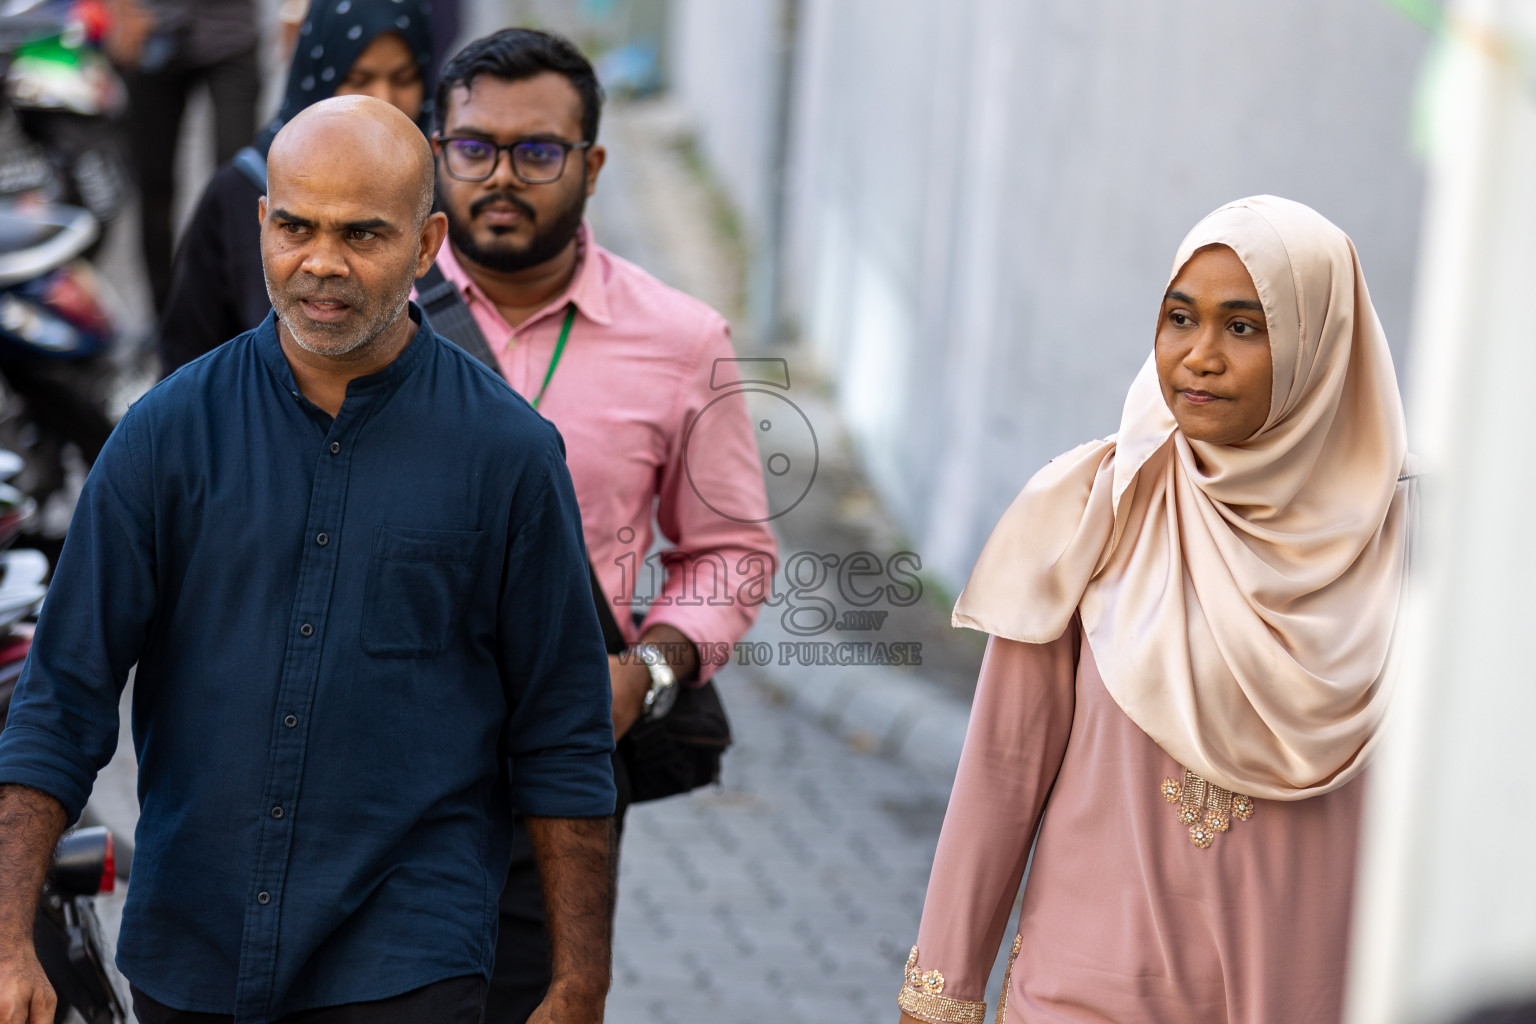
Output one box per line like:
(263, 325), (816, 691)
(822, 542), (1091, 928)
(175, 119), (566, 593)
(632, 643), (679, 720)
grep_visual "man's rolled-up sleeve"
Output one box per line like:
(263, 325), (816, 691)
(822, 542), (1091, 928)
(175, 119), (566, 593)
(498, 432), (616, 818)
(0, 407), (158, 821)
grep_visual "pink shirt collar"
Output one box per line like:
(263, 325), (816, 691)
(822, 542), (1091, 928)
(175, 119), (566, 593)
(433, 221), (614, 332)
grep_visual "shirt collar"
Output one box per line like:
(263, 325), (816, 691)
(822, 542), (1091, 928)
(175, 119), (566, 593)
(436, 221), (614, 330)
(256, 302), (435, 401)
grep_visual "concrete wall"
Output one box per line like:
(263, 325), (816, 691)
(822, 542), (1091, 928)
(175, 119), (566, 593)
(670, 0), (1430, 589)
(666, 0), (781, 244)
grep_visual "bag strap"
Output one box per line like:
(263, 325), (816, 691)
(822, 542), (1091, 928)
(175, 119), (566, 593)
(232, 146), (267, 191)
(417, 262), (502, 374)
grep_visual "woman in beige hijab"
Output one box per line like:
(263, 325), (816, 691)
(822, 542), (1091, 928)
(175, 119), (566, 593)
(896, 196), (1413, 1024)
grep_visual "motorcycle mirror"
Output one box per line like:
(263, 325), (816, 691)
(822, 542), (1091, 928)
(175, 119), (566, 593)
(49, 825), (114, 896)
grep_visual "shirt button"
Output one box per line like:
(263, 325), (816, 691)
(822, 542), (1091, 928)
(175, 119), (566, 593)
(271, 806), (284, 819)
(316, 533), (329, 546)
(257, 891), (271, 905)
(299, 623), (314, 637)
(284, 714), (298, 728)
(329, 441), (341, 455)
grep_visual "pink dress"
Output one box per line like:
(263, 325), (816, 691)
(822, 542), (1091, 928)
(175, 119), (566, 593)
(901, 623), (1363, 1023)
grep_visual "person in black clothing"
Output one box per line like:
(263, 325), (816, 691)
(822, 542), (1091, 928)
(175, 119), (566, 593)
(107, 0), (260, 314)
(155, 0), (435, 378)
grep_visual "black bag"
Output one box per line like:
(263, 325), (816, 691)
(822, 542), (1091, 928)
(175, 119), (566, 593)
(417, 263), (732, 804)
(586, 567), (732, 804)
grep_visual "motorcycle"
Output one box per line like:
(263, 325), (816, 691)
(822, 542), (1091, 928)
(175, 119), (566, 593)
(0, 197), (119, 565)
(0, 0), (128, 566)
(0, 449), (127, 1024)
(0, 447), (47, 697)
(1, 0), (128, 245)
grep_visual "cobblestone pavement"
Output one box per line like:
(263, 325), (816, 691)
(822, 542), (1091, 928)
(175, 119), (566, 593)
(609, 673), (950, 1024)
(88, 667), (953, 1024)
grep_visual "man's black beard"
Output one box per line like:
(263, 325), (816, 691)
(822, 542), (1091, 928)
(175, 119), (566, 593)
(441, 177), (588, 275)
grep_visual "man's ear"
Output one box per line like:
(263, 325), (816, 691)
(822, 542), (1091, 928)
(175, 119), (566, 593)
(258, 195), (268, 227)
(416, 211), (449, 276)
(583, 145), (607, 199)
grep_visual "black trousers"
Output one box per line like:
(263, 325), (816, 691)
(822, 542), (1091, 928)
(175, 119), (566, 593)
(484, 752), (630, 1024)
(122, 48), (258, 312)
(130, 974), (485, 1024)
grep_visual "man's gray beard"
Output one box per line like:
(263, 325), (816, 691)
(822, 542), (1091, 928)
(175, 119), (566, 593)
(264, 272), (411, 358)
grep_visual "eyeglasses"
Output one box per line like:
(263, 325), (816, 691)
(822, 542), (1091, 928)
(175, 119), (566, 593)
(435, 135), (592, 184)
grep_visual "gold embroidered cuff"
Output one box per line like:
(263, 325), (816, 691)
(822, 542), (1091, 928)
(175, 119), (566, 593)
(898, 946), (987, 1024)
(898, 985), (988, 1024)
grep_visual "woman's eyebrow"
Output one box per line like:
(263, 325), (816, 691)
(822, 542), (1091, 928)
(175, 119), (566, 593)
(1163, 288), (1264, 315)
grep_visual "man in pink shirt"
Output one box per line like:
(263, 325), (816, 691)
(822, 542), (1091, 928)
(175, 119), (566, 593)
(422, 29), (777, 1023)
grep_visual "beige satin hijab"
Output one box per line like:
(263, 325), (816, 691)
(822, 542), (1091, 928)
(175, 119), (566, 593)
(953, 196), (1412, 801)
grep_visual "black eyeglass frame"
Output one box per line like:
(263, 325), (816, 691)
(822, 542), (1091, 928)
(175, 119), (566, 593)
(434, 134), (593, 184)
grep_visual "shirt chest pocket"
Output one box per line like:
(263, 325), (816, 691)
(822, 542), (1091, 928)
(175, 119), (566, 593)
(361, 526), (484, 659)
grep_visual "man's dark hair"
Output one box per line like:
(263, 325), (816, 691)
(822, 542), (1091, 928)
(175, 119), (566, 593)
(436, 28), (604, 143)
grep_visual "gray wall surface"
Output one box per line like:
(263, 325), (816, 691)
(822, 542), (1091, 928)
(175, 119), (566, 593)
(669, 0), (1431, 590)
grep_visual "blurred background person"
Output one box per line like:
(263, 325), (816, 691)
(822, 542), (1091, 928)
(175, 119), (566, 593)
(103, 0), (260, 315)
(429, 0), (462, 73)
(155, 0), (434, 377)
(278, 0), (456, 67)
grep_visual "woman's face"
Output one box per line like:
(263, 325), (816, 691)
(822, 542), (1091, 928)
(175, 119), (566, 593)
(334, 32), (424, 121)
(1155, 244), (1273, 445)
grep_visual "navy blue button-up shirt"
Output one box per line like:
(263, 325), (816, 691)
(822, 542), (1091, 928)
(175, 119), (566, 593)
(0, 309), (615, 1021)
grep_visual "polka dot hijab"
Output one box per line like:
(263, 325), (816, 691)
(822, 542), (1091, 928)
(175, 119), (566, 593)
(256, 0), (435, 156)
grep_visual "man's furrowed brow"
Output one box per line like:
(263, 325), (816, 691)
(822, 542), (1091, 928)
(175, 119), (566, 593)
(343, 217), (395, 233)
(269, 208), (312, 226)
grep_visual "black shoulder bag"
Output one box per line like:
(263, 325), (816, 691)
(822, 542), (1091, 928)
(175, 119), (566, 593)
(419, 264), (732, 803)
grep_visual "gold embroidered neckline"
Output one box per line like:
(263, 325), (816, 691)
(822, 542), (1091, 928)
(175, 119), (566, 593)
(1161, 769), (1255, 848)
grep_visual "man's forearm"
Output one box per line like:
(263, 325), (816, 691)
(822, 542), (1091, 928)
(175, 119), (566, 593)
(525, 814), (615, 1011)
(0, 786), (66, 945)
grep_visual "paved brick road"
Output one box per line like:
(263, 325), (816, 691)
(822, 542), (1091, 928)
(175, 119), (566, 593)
(608, 671), (950, 1024)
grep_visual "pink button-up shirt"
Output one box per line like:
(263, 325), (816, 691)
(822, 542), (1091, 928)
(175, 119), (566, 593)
(429, 227), (776, 680)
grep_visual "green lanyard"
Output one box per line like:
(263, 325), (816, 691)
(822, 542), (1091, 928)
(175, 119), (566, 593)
(530, 304), (577, 410)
